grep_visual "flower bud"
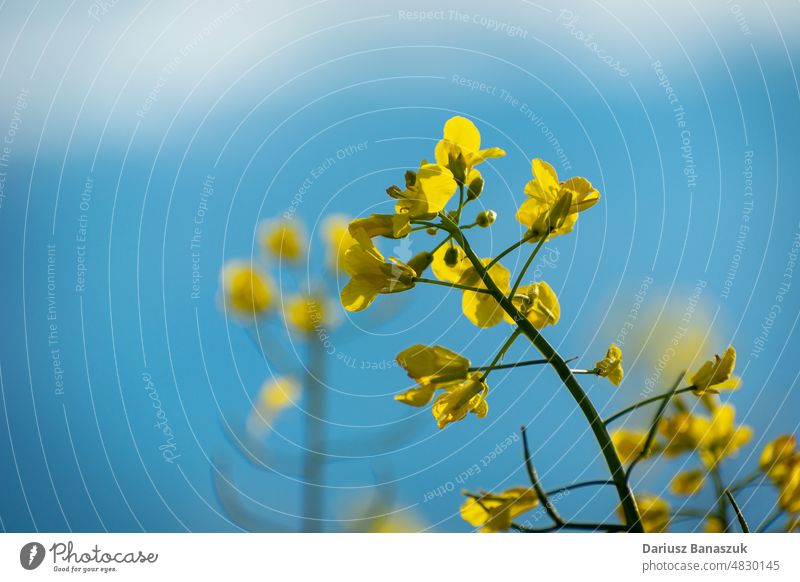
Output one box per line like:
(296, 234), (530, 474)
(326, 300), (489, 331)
(426, 227), (438, 236)
(407, 251), (434, 277)
(466, 175), (484, 200)
(443, 246), (460, 267)
(476, 210), (497, 228)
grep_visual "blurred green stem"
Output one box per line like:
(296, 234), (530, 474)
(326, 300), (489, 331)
(303, 334), (325, 532)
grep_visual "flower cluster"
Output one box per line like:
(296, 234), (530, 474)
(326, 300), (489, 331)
(336, 116), (794, 534)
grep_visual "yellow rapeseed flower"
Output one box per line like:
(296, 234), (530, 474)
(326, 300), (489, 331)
(503, 281), (560, 329)
(670, 469), (706, 495)
(434, 116), (506, 184)
(431, 373), (489, 429)
(389, 162), (458, 217)
(394, 344), (471, 406)
(698, 404), (753, 467)
(659, 411), (708, 457)
(611, 428), (652, 464)
(460, 487), (538, 532)
(247, 376), (300, 434)
(704, 517), (725, 533)
(778, 463), (800, 514)
(261, 219), (305, 261)
(348, 213), (411, 239)
(322, 214), (357, 273)
(596, 343), (624, 386)
(688, 345), (740, 394)
(221, 261), (274, 318)
(431, 244), (468, 283)
(628, 494), (670, 533)
(516, 159), (600, 242)
(459, 259), (510, 328)
(759, 434), (797, 485)
(340, 228), (416, 312)
(284, 295), (325, 333)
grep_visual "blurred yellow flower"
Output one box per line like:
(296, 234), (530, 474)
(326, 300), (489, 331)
(285, 295), (325, 333)
(670, 469), (706, 495)
(704, 517), (725, 533)
(322, 214), (357, 273)
(394, 344), (471, 406)
(611, 428), (652, 464)
(221, 261), (274, 318)
(503, 281), (560, 329)
(348, 213), (411, 239)
(659, 411), (708, 457)
(389, 162), (457, 217)
(698, 404), (752, 467)
(778, 463), (800, 513)
(431, 373), (489, 429)
(632, 494), (670, 533)
(516, 159), (599, 242)
(340, 229), (416, 312)
(431, 244), (468, 283)
(759, 434), (797, 485)
(596, 343), (624, 386)
(688, 346), (740, 394)
(434, 116), (506, 184)
(261, 219), (305, 261)
(460, 487), (538, 532)
(247, 376), (300, 434)
(459, 259), (510, 328)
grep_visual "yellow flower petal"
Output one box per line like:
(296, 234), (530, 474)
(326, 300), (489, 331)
(431, 374), (488, 429)
(460, 487), (538, 532)
(431, 244), (468, 283)
(260, 219), (305, 261)
(221, 261), (274, 317)
(688, 346), (738, 394)
(503, 281), (560, 328)
(285, 295), (325, 333)
(348, 213), (411, 239)
(670, 469), (706, 495)
(596, 343), (624, 386)
(459, 260), (510, 328)
(322, 214), (357, 272)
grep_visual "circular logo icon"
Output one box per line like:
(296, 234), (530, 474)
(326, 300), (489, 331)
(20, 542), (46, 570)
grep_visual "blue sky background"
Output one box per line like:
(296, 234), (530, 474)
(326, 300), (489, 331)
(1, 0), (799, 532)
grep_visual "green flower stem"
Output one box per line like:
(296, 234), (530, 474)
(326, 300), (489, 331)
(468, 356), (577, 372)
(603, 386), (696, 426)
(440, 214), (643, 532)
(430, 235), (453, 255)
(513, 521), (628, 533)
(485, 230), (540, 271)
(509, 236), (547, 298)
(544, 480), (614, 497)
(731, 470), (764, 492)
(711, 465), (730, 533)
(480, 329), (523, 381)
(625, 373), (684, 481)
(455, 183), (465, 224)
(521, 426), (565, 526)
(725, 489), (750, 533)
(414, 277), (493, 294)
(302, 334), (326, 532)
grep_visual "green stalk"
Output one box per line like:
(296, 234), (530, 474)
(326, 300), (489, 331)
(509, 236), (547, 298)
(302, 334), (325, 532)
(480, 329), (522, 381)
(603, 386), (695, 425)
(440, 214), (643, 532)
